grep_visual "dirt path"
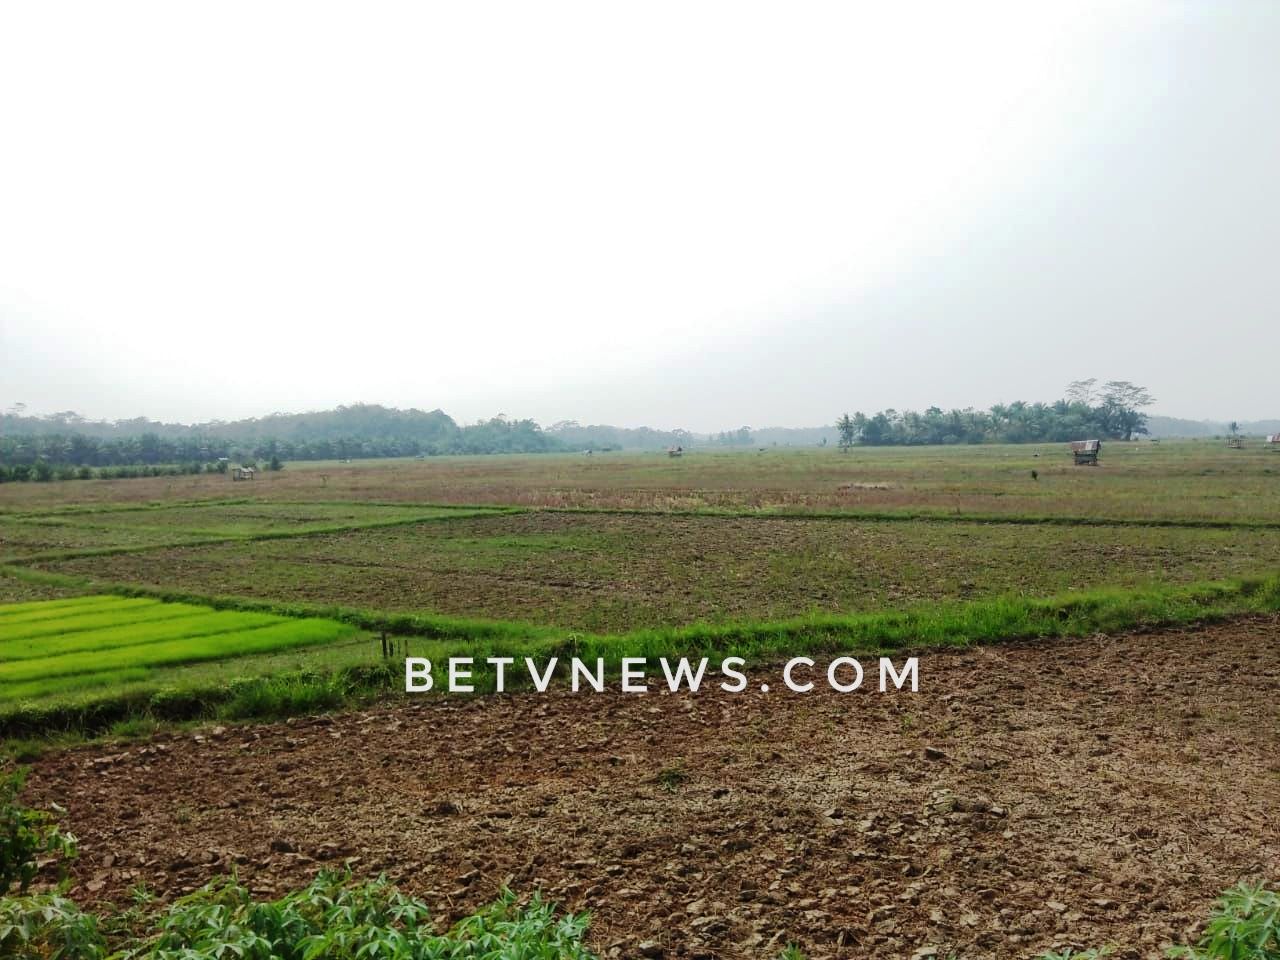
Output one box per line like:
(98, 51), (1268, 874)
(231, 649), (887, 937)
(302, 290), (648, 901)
(30, 619), (1280, 959)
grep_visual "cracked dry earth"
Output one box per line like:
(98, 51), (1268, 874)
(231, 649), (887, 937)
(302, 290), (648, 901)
(29, 618), (1280, 960)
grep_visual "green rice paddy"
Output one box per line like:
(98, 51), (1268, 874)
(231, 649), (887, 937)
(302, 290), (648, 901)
(0, 595), (358, 705)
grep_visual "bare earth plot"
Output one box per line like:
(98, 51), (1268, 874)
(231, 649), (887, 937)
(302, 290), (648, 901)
(30, 618), (1280, 960)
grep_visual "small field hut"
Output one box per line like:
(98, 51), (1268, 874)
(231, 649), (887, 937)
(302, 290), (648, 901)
(1069, 440), (1101, 466)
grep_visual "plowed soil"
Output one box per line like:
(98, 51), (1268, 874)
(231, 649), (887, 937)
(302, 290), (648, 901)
(29, 618), (1280, 959)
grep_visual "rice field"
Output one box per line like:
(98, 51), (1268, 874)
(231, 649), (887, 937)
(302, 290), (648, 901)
(37, 510), (1280, 631)
(5, 441), (1279, 522)
(2, 441), (1280, 733)
(0, 595), (359, 704)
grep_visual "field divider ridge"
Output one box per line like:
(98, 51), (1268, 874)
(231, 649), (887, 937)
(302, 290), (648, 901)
(533, 504), (1280, 531)
(1, 506), (530, 565)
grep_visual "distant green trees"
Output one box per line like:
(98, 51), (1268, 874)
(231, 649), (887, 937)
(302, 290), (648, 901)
(546, 421), (692, 451)
(0, 405), (570, 477)
(715, 426), (754, 446)
(1096, 381), (1156, 442)
(839, 381), (1155, 446)
(0, 461), (229, 483)
(458, 415), (562, 454)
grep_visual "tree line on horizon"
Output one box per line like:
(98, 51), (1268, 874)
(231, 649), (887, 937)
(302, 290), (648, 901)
(0, 404), (762, 476)
(0, 406), (560, 476)
(835, 380), (1155, 448)
(0, 381), (1156, 479)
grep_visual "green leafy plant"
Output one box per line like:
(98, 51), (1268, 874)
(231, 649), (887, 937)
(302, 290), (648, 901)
(0, 893), (105, 960)
(656, 763), (688, 793)
(128, 872), (596, 960)
(1167, 883), (1280, 960)
(1037, 885), (1280, 960)
(0, 766), (78, 894)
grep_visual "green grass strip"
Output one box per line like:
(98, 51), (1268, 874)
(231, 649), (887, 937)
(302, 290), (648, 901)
(0, 497), (260, 519)
(0, 602), (210, 642)
(0, 618), (357, 686)
(4, 497), (516, 520)
(571, 575), (1280, 662)
(0, 667), (155, 703)
(8, 507), (521, 564)
(0, 565), (564, 643)
(0, 611), (282, 661)
(539, 504), (1280, 531)
(0, 594), (141, 619)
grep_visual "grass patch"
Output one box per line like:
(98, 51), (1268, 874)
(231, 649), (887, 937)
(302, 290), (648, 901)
(0, 601), (212, 641)
(0, 596), (153, 625)
(0, 618), (355, 688)
(0, 611), (282, 661)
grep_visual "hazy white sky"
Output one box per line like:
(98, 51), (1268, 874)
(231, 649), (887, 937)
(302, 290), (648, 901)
(2, 1), (1277, 430)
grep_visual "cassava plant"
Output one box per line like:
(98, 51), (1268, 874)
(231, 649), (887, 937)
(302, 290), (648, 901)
(0, 766), (78, 894)
(1167, 883), (1280, 960)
